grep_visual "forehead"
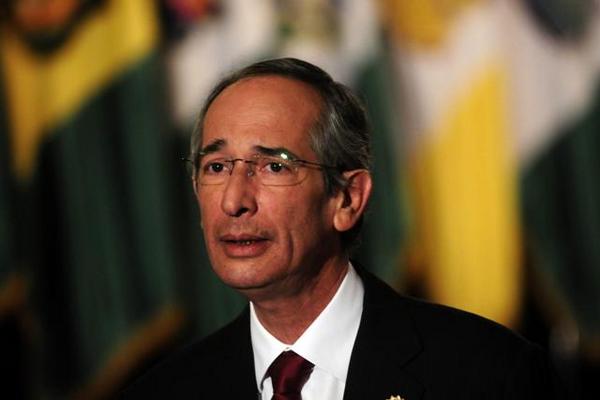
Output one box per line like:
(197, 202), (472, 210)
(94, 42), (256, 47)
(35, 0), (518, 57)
(202, 76), (322, 155)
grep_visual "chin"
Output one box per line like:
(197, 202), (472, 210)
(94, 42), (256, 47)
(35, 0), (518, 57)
(211, 259), (277, 291)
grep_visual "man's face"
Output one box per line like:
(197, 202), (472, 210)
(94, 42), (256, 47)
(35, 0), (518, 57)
(196, 76), (342, 299)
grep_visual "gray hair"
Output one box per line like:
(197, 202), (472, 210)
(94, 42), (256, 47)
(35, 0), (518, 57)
(190, 57), (372, 249)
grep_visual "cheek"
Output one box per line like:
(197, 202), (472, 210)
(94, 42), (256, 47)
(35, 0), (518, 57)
(267, 191), (334, 240)
(197, 193), (219, 228)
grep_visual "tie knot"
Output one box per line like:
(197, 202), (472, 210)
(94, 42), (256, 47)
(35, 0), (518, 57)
(268, 351), (314, 399)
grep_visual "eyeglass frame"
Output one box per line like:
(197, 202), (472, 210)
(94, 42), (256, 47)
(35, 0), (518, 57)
(182, 151), (340, 187)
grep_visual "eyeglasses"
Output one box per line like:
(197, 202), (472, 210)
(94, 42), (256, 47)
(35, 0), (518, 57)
(183, 153), (337, 186)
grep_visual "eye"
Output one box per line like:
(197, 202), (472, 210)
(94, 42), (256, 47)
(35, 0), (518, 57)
(267, 162), (284, 173)
(202, 159), (228, 175)
(261, 158), (293, 174)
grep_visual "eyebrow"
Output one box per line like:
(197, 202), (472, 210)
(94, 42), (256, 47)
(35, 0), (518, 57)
(254, 145), (301, 161)
(199, 138), (226, 155)
(199, 140), (301, 160)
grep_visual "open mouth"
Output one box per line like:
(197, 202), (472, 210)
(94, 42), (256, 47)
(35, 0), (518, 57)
(224, 239), (267, 246)
(220, 233), (269, 245)
(219, 235), (270, 258)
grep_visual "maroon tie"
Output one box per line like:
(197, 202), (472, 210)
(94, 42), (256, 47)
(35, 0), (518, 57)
(267, 350), (314, 400)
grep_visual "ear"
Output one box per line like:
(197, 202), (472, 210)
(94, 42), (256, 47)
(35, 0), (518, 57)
(333, 169), (373, 233)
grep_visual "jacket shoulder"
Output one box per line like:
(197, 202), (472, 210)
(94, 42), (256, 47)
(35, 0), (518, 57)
(405, 296), (559, 397)
(359, 269), (561, 398)
(406, 295), (526, 348)
(361, 266), (529, 352)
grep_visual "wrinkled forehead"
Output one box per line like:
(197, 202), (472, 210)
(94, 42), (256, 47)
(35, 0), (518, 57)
(201, 76), (323, 157)
(199, 138), (302, 161)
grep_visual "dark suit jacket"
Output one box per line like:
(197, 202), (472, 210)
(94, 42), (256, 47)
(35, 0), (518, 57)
(122, 268), (561, 399)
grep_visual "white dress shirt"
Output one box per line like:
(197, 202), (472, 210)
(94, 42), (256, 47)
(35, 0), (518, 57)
(250, 264), (364, 400)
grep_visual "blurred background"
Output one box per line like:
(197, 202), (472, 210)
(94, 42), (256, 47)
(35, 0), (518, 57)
(1, 0), (599, 398)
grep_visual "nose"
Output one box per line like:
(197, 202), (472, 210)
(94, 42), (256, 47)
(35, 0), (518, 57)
(220, 163), (258, 217)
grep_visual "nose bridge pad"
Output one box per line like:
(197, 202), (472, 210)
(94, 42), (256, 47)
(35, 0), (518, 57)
(230, 159), (256, 178)
(243, 159), (256, 177)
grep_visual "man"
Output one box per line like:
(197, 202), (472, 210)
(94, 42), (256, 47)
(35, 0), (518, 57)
(123, 58), (559, 399)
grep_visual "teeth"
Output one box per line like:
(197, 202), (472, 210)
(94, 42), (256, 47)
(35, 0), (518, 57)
(225, 239), (262, 245)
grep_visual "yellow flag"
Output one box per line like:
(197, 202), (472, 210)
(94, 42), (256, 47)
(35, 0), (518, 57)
(390, 1), (521, 326)
(1, 0), (158, 182)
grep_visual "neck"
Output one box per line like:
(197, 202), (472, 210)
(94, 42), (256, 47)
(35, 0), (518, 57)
(250, 257), (349, 344)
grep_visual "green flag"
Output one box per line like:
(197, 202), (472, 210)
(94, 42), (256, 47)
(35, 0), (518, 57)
(522, 83), (600, 346)
(1, 1), (185, 397)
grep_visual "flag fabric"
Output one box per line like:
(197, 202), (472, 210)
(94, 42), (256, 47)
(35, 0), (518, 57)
(387, 0), (522, 327)
(1, 0), (184, 397)
(505, 0), (600, 350)
(521, 86), (600, 349)
(166, 0), (277, 130)
(0, 65), (23, 320)
(386, 0), (600, 349)
(352, 49), (406, 285)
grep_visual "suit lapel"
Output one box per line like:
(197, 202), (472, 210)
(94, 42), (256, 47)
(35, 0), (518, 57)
(344, 269), (425, 400)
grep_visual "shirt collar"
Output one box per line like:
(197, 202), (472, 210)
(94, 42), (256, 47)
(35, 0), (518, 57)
(250, 263), (364, 390)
